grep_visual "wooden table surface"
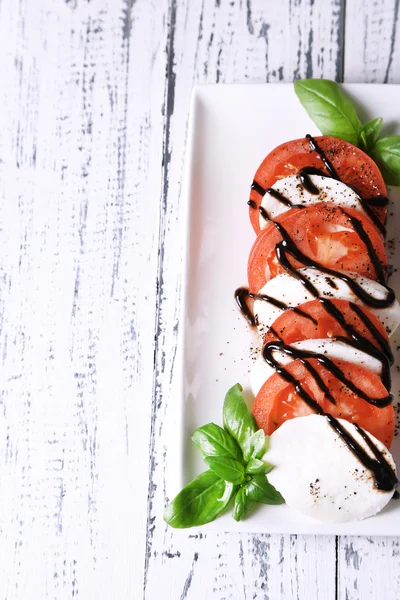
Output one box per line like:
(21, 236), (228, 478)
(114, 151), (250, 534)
(0, 0), (399, 598)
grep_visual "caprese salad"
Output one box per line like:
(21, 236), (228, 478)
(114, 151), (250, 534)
(164, 79), (400, 529)
(237, 132), (400, 522)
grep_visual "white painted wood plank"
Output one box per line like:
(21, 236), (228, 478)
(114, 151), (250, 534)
(0, 0), (168, 598)
(344, 0), (400, 83)
(145, 0), (344, 597)
(339, 2), (400, 598)
(337, 537), (400, 600)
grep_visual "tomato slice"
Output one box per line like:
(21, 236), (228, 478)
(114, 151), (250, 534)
(247, 203), (387, 293)
(249, 136), (387, 234)
(264, 298), (389, 349)
(252, 358), (394, 447)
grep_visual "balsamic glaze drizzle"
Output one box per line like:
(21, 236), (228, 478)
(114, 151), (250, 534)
(240, 134), (397, 490)
(319, 297), (393, 372)
(265, 187), (294, 207)
(304, 136), (389, 236)
(234, 287), (317, 327)
(251, 180), (266, 196)
(349, 302), (394, 364)
(299, 167), (323, 194)
(367, 195), (389, 207)
(262, 342), (392, 407)
(251, 135), (388, 236)
(344, 210), (387, 284)
(306, 134), (340, 180)
(270, 218), (395, 308)
(329, 417), (397, 492)
(262, 342), (397, 491)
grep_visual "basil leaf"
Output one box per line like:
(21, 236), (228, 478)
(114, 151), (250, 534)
(245, 475), (285, 505)
(164, 470), (236, 529)
(242, 429), (267, 463)
(232, 487), (246, 521)
(204, 456), (245, 485)
(294, 79), (362, 146)
(245, 458), (269, 475)
(232, 487), (254, 522)
(360, 130), (368, 152)
(223, 383), (257, 453)
(191, 423), (243, 461)
(361, 117), (383, 150)
(371, 135), (400, 185)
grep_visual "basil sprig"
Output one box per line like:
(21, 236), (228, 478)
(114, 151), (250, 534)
(163, 384), (284, 528)
(294, 78), (400, 186)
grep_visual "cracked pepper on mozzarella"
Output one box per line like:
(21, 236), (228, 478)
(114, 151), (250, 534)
(266, 415), (397, 523)
(250, 338), (384, 397)
(259, 174), (370, 227)
(253, 268), (400, 338)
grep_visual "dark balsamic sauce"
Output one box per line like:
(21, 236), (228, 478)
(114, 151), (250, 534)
(348, 302), (394, 364)
(329, 417), (397, 492)
(367, 195), (389, 207)
(262, 342), (392, 407)
(266, 187), (294, 207)
(251, 180), (266, 196)
(306, 134), (340, 180)
(343, 210), (387, 285)
(250, 135), (389, 237)
(234, 287), (318, 327)
(239, 135), (397, 489)
(353, 195), (386, 237)
(299, 167), (323, 194)
(262, 342), (397, 491)
(270, 218), (395, 309)
(305, 135), (387, 236)
(269, 326), (283, 341)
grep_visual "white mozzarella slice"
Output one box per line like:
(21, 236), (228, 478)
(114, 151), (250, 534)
(259, 174), (369, 228)
(266, 415), (397, 523)
(250, 338), (383, 397)
(254, 268), (400, 339)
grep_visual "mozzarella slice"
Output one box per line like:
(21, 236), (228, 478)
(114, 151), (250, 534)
(259, 174), (369, 227)
(250, 338), (383, 397)
(266, 415), (397, 523)
(254, 268), (400, 338)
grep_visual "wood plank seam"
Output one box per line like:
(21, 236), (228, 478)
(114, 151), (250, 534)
(143, 0), (177, 595)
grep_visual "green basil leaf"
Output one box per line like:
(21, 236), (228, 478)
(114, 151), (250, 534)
(361, 117), (383, 150)
(191, 423), (243, 461)
(245, 458), (269, 475)
(245, 475), (285, 505)
(204, 456), (245, 485)
(294, 79), (362, 146)
(371, 135), (400, 185)
(242, 429), (267, 463)
(164, 470), (236, 529)
(223, 383), (257, 453)
(360, 130), (368, 152)
(232, 487), (246, 521)
(263, 462), (274, 475)
(232, 487), (254, 522)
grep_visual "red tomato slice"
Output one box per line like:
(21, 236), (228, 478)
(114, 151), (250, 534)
(252, 358), (394, 447)
(249, 136), (387, 234)
(264, 298), (389, 348)
(247, 203), (387, 293)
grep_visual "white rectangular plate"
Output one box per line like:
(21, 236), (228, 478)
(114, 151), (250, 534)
(173, 83), (400, 535)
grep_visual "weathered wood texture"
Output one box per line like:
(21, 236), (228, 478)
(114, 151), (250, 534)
(0, 0), (399, 598)
(339, 4), (400, 599)
(0, 0), (168, 598)
(344, 0), (400, 83)
(145, 1), (342, 599)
